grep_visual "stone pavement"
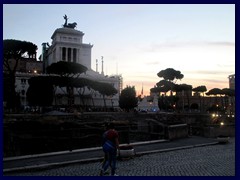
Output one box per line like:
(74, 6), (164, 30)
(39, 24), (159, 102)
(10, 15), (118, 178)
(3, 136), (235, 176)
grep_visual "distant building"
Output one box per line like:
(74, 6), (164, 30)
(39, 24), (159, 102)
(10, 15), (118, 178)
(11, 16), (123, 109)
(227, 74), (235, 114)
(45, 27), (93, 70)
(3, 58), (43, 74)
(137, 93), (159, 112)
(228, 74), (235, 90)
(143, 74), (235, 114)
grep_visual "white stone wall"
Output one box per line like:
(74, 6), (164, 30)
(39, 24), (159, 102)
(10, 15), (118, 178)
(15, 71), (120, 108)
(47, 28), (92, 69)
(14, 26), (121, 109)
(78, 45), (92, 69)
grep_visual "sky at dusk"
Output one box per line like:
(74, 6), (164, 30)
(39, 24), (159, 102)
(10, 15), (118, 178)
(3, 4), (235, 95)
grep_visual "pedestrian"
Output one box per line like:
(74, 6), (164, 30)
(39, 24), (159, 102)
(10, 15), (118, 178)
(100, 122), (119, 176)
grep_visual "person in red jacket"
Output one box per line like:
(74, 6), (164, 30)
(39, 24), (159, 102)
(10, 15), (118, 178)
(100, 122), (119, 176)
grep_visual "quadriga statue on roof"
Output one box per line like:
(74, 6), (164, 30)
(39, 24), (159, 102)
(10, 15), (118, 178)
(63, 14), (77, 29)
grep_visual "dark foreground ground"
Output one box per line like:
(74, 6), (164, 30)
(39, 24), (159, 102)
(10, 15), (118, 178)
(4, 136), (235, 176)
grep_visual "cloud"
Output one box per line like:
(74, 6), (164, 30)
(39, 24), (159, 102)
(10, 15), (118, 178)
(202, 79), (227, 84)
(138, 41), (235, 53)
(217, 64), (235, 68)
(145, 61), (160, 65)
(124, 75), (158, 81)
(194, 71), (219, 75)
(185, 70), (234, 76)
(207, 42), (235, 47)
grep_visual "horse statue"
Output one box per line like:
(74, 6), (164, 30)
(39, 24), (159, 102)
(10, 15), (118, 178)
(66, 22), (77, 29)
(62, 15), (77, 29)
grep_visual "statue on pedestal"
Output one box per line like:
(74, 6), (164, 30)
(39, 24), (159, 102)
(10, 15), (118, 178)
(63, 14), (77, 29)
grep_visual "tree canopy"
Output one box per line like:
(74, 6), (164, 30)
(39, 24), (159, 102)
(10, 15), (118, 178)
(150, 85), (170, 94)
(154, 68), (184, 97)
(119, 86), (138, 112)
(221, 88), (235, 97)
(26, 75), (118, 107)
(157, 68), (184, 82)
(192, 85), (207, 112)
(175, 84), (192, 92)
(27, 76), (54, 106)
(46, 61), (88, 77)
(206, 88), (222, 96)
(3, 39), (38, 110)
(3, 39), (38, 62)
(192, 86), (207, 94)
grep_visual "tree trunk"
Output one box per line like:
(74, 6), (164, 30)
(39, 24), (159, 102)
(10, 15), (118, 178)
(7, 72), (18, 110)
(91, 96), (95, 108)
(103, 95), (106, 110)
(199, 93), (201, 112)
(186, 91), (190, 111)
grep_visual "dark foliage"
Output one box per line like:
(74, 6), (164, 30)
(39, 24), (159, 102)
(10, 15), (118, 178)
(119, 86), (138, 111)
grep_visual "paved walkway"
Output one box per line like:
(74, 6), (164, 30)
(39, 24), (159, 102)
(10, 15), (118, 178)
(3, 136), (221, 174)
(4, 137), (235, 176)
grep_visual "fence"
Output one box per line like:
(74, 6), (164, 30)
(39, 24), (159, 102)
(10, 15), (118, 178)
(4, 112), (235, 157)
(3, 121), (166, 157)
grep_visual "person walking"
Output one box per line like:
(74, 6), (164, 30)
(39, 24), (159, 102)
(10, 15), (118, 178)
(100, 122), (119, 176)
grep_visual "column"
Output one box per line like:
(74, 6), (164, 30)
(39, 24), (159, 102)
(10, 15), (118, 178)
(68, 48), (71, 62)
